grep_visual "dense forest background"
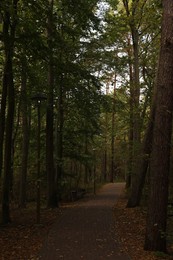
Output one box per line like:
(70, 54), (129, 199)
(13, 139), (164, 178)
(1, 0), (173, 254)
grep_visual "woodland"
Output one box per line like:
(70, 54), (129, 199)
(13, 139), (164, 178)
(0, 0), (173, 257)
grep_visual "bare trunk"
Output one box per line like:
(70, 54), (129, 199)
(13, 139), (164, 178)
(126, 69), (158, 207)
(0, 9), (9, 179)
(2, 0), (18, 224)
(126, 104), (155, 207)
(103, 82), (109, 182)
(0, 72), (7, 179)
(84, 133), (88, 184)
(131, 27), (141, 187)
(110, 76), (116, 182)
(126, 36), (134, 188)
(2, 56), (15, 224)
(19, 60), (30, 208)
(46, 0), (58, 208)
(57, 76), (64, 199)
(123, 1), (141, 188)
(144, 0), (173, 251)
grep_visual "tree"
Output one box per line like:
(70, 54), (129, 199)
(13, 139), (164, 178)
(19, 56), (30, 208)
(110, 75), (116, 182)
(16, 0), (48, 209)
(46, 0), (58, 208)
(144, 0), (173, 252)
(126, 0), (162, 204)
(103, 0), (160, 190)
(120, 0), (161, 204)
(50, 0), (101, 198)
(1, 0), (18, 224)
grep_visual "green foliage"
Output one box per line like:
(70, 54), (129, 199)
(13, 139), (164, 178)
(0, 0), (163, 211)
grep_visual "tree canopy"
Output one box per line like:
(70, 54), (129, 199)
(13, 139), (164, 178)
(1, 0), (173, 255)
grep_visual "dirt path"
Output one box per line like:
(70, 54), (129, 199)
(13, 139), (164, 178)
(39, 183), (131, 260)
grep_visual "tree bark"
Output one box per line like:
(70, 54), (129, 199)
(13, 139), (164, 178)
(123, 0), (141, 188)
(2, 0), (18, 223)
(19, 58), (30, 208)
(46, 0), (58, 208)
(126, 103), (155, 207)
(0, 4), (9, 178)
(126, 35), (134, 188)
(56, 75), (64, 200)
(110, 76), (116, 182)
(103, 82), (109, 182)
(0, 54), (8, 180)
(144, 0), (173, 252)
(84, 132), (89, 184)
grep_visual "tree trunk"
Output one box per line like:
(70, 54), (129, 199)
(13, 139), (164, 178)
(19, 59), (30, 208)
(0, 59), (8, 179)
(0, 6), (9, 178)
(126, 103), (155, 207)
(130, 25), (141, 189)
(103, 82), (109, 182)
(123, 0), (141, 188)
(56, 75), (64, 200)
(2, 0), (18, 224)
(144, 0), (173, 252)
(110, 76), (116, 182)
(2, 59), (15, 223)
(126, 70), (158, 207)
(46, 0), (58, 208)
(84, 133), (89, 184)
(126, 36), (134, 188)
(0, 78), (7, 177)
(103, 148), (107, 182)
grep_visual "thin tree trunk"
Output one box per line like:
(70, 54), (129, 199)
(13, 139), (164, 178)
(103, 82), (109, 182)
(19, 59), (30, 208)
(84, 133), (88, 184)
(57, 75), (64, 199)
(2, 59), (15, 223)
(0, 7), (9, 179)
(123, 1), (141, 188)
(126, 71), (158, 207)
(110, 76), (116, 182)
(126, 36), (134, 188)
(103, 147), (107, 182)
(2, 0), (18, 224)
(46, 0), (58, 208)
(126, 104), (155, 207)
(130, 26), (141, 188)
(0, 73), (7, 178)
(126, 28), (157, 207)
(144, 0), (173, 251)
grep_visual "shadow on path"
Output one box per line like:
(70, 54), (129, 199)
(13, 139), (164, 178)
(39, 183), (131, 260)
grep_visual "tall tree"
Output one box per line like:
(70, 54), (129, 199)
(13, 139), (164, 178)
(144, 0), (173, 252)
(2, 0), (18, 223)
(46, 0), (58, 208)
(52, 0), (101, 198)
(19, 56), (30, 208)
(125, 0), (162, 206)
(126, 35), (134, 188)
(110, 75), (116, 182)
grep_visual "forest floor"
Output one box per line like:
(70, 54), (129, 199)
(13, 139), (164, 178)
(113, 195), (173, 260)
(0, 187), (173, 259)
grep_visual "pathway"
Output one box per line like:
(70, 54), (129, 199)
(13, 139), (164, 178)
(39, 183), (131, 260)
